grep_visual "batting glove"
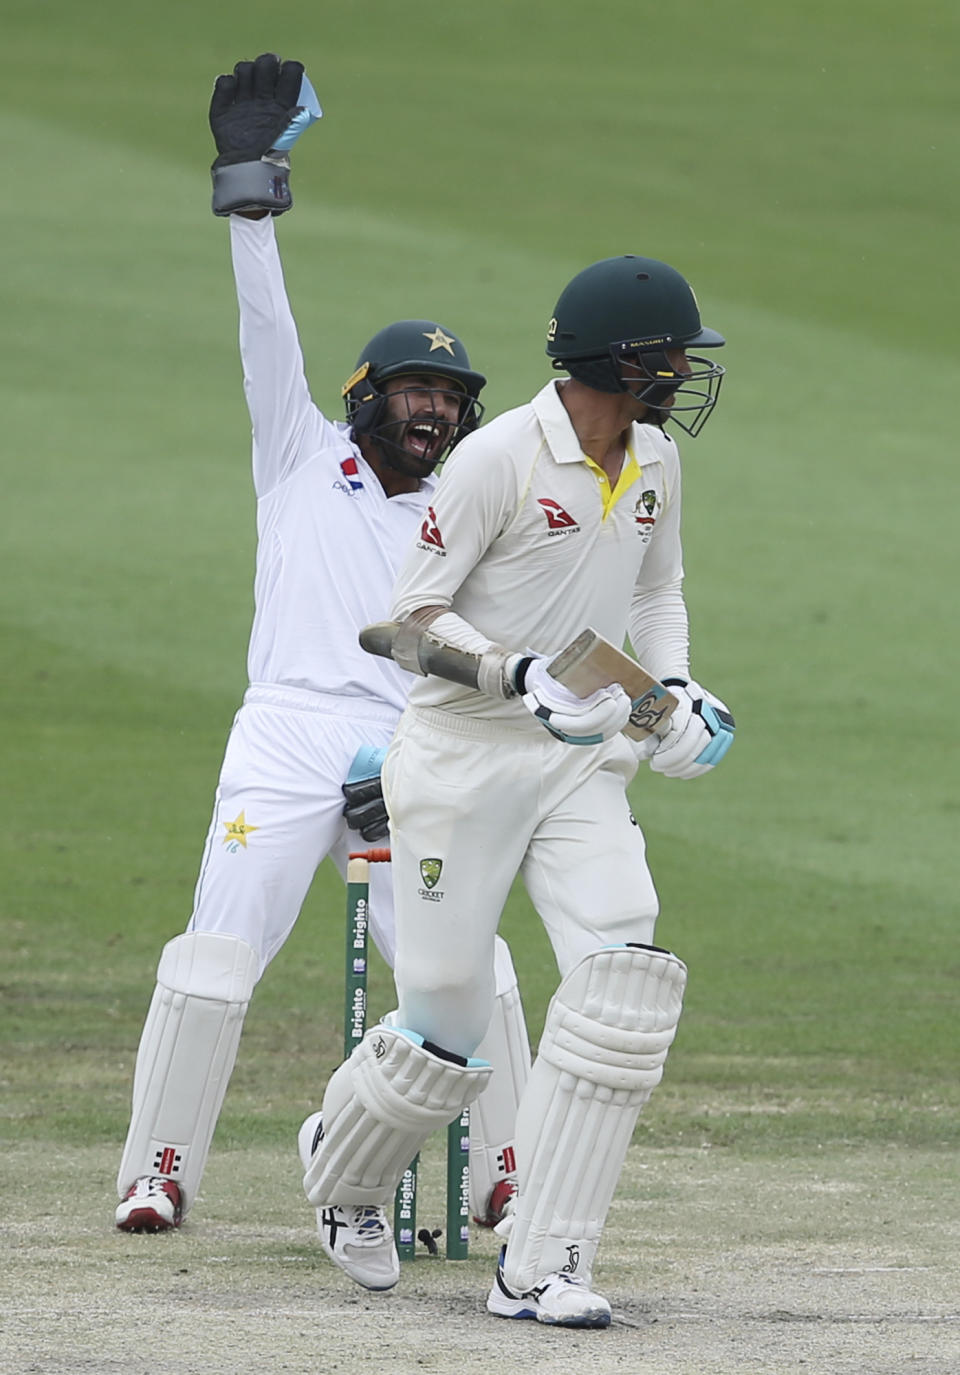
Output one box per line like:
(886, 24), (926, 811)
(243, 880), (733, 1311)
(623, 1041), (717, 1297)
(210, 52), (322, 216)
(517, 656), (632, 746)
(342, 745), (389, 841)
(648, 678), (735, 779)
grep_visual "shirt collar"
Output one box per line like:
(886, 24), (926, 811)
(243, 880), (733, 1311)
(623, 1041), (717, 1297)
(531, 378), (670, 467)
(531, 379), (585, 463)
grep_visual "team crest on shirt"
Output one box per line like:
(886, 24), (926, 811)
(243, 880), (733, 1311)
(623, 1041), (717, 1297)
(634, 489), (660, 541)
(417, 506), (446, 556)
(537, 497), (580, 536)
(418, 857), (444, 901)
(222, 810), (259, 852)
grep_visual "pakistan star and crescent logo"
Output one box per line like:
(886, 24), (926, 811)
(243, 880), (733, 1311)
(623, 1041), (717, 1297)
(419, 858), (443, 889)
(222, 810), (259, 850)
(422, 327), (456, 356)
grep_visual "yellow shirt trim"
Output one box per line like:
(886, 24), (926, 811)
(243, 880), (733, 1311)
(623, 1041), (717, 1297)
(583, 442), (642, 521)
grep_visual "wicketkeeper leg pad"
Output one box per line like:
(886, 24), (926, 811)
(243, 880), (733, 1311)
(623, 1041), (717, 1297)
(116, 931), (258, 1213)
(302, 1025), (491, 1209)
(501, 943), (686, 1292)
(469, 937), (531, 1221)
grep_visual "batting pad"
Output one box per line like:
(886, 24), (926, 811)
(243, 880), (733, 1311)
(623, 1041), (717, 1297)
(116, 931), (258, 1211)
(303, 1025), (491, 1208)
(501, 944), (686, 1292)
(468, 938), (531, 1219)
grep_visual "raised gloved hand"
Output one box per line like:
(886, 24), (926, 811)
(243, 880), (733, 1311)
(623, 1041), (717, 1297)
(342, 745), (389, 841)
(209, 52), (322, 216)
(648, 678), (735, 779)
(516, 656), (632, 746)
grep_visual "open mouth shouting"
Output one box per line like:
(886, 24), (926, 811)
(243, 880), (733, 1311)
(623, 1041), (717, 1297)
(401, 417), (451, 465)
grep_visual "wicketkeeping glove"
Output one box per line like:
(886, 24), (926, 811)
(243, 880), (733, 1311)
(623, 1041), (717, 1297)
(517, 656), (632, 746)
(209, 52), (322, 217)
(342, 745), (390, 841)
(648, 678), (735, 779)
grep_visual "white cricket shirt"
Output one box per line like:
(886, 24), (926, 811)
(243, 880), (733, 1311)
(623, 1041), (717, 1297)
(391, 379), (690, 725)
(231, 215), (433, 718)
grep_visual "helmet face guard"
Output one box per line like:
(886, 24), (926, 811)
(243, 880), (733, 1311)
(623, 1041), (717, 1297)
(611, 340), (724, 437)
(344, 368), (485, 471)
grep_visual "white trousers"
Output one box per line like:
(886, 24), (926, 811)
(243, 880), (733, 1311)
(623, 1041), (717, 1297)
(187, 689), (398, 972)
(383, 707), (660, 1058)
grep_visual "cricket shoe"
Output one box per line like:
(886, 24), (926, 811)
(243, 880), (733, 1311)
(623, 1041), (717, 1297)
(298, 1112), (399, 1292)
(473, 1178), (518, 1228)
(115, 1176), (183, 1232)
(486, 1246), (611, 1328)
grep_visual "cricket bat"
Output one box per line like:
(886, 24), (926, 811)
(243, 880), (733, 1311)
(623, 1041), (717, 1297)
(545, 628), (678, 741)
(359, 622), (678, 740)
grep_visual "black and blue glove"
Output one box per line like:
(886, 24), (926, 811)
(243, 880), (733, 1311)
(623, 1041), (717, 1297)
(209, 52), (322, 217)
(342, 745), (390, 841)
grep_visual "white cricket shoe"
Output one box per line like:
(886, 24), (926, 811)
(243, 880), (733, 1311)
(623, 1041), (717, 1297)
(298, 1112), (399, 1292)
(487, 1247), (612, 1328)
(115, 1176), (183, 1232)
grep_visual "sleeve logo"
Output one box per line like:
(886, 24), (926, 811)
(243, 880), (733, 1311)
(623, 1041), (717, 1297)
(337, 456), (363, 492)
(418, 506), (446, 556)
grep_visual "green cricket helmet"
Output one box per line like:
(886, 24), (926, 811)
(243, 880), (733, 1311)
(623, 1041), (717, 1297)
(546, 256), (725, 436)
(343, 319), (486, 470)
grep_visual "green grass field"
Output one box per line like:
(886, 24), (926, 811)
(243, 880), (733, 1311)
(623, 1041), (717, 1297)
(2, 3), (959, 1370)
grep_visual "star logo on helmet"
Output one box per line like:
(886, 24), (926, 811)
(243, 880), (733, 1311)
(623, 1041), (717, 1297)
(423, 327), (456, 356)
